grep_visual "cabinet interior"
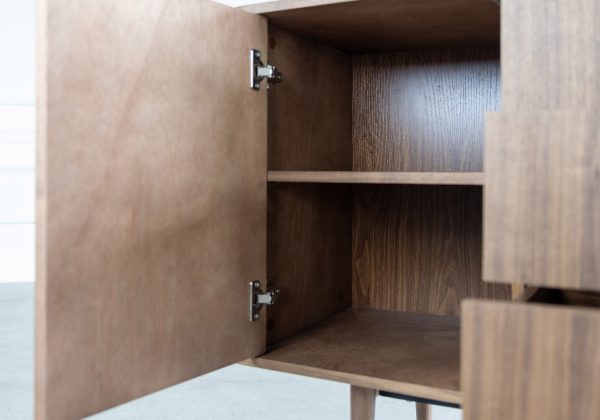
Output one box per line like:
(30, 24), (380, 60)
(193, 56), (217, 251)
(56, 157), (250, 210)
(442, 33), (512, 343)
(525, 288), (600, 309)
(256, 0), (507, 404)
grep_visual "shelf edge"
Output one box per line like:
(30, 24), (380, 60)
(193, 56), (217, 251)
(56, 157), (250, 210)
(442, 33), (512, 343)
(242, 358), (462, 405)
(267, 171), (484, 186)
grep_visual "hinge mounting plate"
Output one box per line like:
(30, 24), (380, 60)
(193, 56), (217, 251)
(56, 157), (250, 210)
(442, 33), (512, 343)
(249, 281), (279, 322)
(250, 49), (282, 90)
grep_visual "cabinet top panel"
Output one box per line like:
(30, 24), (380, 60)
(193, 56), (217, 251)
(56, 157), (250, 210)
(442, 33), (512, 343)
(243, 0), (500, 53)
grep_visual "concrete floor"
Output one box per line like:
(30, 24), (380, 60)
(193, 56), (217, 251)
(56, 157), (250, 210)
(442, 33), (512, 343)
(0, 283), (461, 419)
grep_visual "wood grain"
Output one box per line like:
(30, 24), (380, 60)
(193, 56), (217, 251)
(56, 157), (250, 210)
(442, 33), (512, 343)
(37, 1), (267, 419)
(251, 308), (461, 405)
(267, 26), (352, 171)
(246, 0), (500, 53)
(267, 184), (352, 344)
(416, 403), (432, 420)
(501, 0), (600, 109)
(268, 171), (484, 185)
(462, 301), (600, 420)
(353, 185), (510, 316)
(484, 112), (600, 292)
(353, 48), (500, 173)
(351, 386), (376, 420)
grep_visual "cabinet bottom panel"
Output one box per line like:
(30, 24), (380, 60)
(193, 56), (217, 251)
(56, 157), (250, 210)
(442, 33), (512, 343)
(246, 308), (460, 405)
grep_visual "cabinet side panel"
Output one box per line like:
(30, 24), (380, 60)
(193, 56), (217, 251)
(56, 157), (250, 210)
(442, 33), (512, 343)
(267, 184), (352, 344)
(353, 48), (500, 172)
(267, 26), (352, 171)
(353, 185), (510, 316)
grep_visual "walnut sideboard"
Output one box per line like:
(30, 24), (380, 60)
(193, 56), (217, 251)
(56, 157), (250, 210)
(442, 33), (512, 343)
(36, 0), (600, 419)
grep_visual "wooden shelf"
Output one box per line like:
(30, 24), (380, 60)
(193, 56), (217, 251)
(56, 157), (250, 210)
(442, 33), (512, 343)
(242, 0), (500, 53)
(246, 309), (461, 405)
(268, 171), (484, 186)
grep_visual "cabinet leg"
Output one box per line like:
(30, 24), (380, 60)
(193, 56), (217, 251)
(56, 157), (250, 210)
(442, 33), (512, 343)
(350, 386), (376, 420)
(416, 402), (431, 420)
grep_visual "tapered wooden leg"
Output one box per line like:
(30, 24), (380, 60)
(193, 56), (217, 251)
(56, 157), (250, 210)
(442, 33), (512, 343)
(416, 402), (432, 420)
(350, 386), (376, 420)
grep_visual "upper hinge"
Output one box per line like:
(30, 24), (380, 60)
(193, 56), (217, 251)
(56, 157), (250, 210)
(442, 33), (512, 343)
(250, 49), (282, 90)
(249, 280), (280, 322)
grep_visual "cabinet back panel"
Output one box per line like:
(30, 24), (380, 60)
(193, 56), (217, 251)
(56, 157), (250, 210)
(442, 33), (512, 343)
(353, 48), (500, 172)
(267, 26), (352, 171)
(353, 185), (510, 316)
(267, 184), (352, 344)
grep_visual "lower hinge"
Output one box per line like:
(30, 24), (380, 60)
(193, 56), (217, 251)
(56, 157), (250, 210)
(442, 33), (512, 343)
(249, 281), (280, 322)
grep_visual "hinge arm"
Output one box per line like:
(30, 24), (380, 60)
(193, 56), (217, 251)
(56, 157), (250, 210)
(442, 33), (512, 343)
(250, 49), (282, 90)
(249, 281), (280, 322)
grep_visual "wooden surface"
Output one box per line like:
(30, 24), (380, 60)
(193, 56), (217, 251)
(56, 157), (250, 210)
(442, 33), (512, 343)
(36, 1), (267, 419)
(267, 26), (352, 171)
(245, 0), (500, 53)
(353, 48), (500, 172)
(267, 184), (352, 344)
(351, 386), (376, 420)
(243, 0), (356, 14)
(353, 185), (510, 316)
(484, 112), (600, 292)
(511, 283), (526, 301)
(268, 171), (484, 185)
(416, 403), (432, 420)
(251, 308), (461, 404)
(501, 0), (600, 109)
(462, 301), (600, 420)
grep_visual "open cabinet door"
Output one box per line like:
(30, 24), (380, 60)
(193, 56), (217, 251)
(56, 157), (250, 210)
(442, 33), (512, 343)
(36, 1), (267, 418)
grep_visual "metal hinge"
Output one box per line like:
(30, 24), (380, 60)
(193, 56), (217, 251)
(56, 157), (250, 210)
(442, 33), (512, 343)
(250, 49), (282, 90)
(249, 281), (280, 322)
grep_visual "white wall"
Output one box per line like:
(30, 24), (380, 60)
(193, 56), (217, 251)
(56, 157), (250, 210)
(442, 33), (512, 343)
(0, 0), (269, 283)
(0, 0), (36, 283)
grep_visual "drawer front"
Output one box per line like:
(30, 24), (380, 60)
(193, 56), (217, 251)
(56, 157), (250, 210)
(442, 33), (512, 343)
(501, 0), (600, 110)
(462, 300), (600, 420)
(484, 111), (600, 292)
